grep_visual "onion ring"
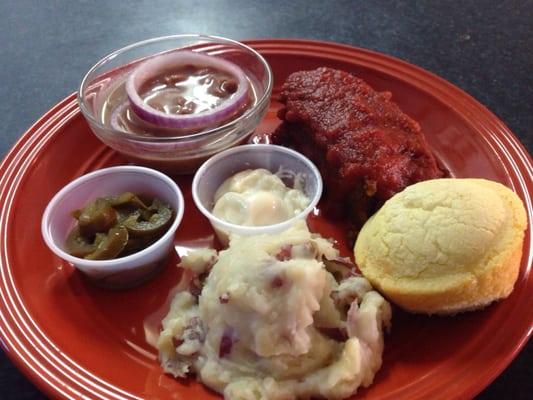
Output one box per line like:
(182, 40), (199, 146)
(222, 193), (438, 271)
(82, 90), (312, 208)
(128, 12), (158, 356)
(110, 101), (129, 132)
(126, 50), (249, 129)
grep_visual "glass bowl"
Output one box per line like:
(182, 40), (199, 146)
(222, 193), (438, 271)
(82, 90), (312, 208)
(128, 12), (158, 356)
(41, 166), (185, 289)
(78, 35), (273, 174)
(192, 144), (323, 245)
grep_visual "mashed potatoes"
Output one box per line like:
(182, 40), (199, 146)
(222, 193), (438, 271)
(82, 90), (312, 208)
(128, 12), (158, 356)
(158, 222), (391, 400)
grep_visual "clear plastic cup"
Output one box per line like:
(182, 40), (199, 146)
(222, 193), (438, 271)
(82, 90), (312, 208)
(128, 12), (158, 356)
(41, 166), (184, 289)
(192, 144), (323, 244)
(78, 34), (272, 174)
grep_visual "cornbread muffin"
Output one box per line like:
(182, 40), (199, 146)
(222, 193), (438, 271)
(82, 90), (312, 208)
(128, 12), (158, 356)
(354, 178), (527, 314)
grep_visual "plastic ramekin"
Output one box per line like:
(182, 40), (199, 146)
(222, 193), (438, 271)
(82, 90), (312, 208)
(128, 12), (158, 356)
(192, 144), (323, 244)
(41, 166), (184, 289)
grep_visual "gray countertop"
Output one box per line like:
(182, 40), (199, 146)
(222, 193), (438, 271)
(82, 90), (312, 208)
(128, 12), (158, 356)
(0, 0), (531, 399)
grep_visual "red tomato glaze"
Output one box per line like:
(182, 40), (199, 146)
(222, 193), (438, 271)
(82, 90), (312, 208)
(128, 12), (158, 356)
(271, 67), (446, 231)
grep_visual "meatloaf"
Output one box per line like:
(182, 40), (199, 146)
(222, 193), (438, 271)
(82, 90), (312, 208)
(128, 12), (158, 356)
(271, 67), (445, 231)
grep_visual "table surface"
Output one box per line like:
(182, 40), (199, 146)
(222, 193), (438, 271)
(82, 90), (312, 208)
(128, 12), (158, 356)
(0, 0), (531, 399)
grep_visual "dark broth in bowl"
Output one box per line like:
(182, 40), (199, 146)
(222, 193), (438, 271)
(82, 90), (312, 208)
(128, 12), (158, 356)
(139, 65), (239, 115)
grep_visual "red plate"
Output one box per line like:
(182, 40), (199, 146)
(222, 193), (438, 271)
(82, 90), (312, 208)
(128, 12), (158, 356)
(0, 39), (531, 400)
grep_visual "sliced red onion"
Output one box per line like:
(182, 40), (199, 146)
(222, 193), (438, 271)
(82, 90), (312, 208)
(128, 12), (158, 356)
(109, 101), (129, 132)
(126, 50), (250, 129)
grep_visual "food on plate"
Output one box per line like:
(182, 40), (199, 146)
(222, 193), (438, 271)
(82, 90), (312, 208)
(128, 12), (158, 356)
(212, 168), (310, 227)
(354, 178), (527, 314)
(65, 192), (174, 260)
(98, 51), (253, 136)
(158, 222), (391, 400)
(271, 67), (445, 231)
